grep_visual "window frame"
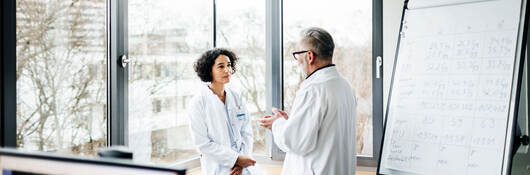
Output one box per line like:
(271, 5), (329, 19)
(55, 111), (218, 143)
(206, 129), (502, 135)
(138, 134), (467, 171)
(1, 0), (17, 148)
(0, 0), (128, 148)
(108, 0), (129, 147)
(266, 0), (286, 161)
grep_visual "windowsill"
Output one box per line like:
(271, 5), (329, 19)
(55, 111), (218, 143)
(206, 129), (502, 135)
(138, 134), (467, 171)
(170, 154), (377, 174)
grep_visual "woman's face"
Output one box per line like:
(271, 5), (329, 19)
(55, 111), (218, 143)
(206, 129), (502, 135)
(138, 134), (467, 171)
(211, 54), (233, 84)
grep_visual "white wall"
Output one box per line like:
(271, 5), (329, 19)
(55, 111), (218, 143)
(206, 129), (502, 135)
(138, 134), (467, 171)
(383, 0), (405, 117)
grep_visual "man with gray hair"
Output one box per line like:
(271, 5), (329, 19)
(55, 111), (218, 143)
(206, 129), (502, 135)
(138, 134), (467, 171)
(259, 27), (357, 174)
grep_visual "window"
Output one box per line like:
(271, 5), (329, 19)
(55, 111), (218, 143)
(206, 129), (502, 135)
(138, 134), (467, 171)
(15, 0), (107, 155)
(283, 0), (374, 156)
(128, 0), (212, 163)
(3, 0), (381, 165)
(216, 0), (267, 155)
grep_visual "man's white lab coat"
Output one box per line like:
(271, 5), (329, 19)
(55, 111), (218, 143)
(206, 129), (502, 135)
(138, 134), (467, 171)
(188, 85), (260, 175)
(272, 66), (357, 175)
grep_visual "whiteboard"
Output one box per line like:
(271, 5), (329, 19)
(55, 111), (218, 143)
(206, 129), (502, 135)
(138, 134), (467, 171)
(408, 0), (494, 9)
(378, 0), (526, 175)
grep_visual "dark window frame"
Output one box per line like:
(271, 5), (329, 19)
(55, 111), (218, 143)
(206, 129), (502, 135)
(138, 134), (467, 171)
(1, 0), (17, 148)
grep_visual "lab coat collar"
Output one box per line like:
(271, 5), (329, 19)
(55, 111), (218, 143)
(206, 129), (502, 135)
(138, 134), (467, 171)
(199, 83), (215, 96)
(200, 83), (226, 97)
(305, 64), (336, 79)
(300, 65), (340, 89)
(199, 83), (236, 106)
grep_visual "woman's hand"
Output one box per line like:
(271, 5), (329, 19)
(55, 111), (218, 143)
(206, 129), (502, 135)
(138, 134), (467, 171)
(259, 115), (276, 130)
(230, 165), (243, 175)
(235, 156), (256, 168)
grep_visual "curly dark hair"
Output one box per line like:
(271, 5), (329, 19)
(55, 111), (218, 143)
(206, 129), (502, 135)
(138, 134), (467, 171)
(194, 48), (239, 82)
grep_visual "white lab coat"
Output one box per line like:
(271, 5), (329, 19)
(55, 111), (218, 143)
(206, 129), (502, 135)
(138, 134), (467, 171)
(188, 85), (260, 175)
(272, 66), (357, 175)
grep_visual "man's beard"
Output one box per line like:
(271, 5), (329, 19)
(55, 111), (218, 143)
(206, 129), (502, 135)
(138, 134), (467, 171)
(297, 58), (307, 78)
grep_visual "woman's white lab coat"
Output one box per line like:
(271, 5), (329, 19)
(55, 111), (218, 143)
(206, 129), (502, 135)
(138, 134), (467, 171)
(188, 85), (260, 175)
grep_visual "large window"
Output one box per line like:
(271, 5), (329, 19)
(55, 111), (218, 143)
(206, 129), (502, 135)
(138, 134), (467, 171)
(216, 0), (267, 155)
(15, 0), (107, 155)
(283, 0), (374, 156)
(4, 0), (381, 166)
(128, 0), (267, 164)
(128, 0), (212, 164)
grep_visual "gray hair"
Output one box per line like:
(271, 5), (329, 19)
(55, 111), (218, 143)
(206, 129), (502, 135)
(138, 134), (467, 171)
(300, 27), (335, 60)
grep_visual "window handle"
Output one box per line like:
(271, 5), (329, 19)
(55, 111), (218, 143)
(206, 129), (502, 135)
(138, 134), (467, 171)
(121, 55), (130, 68)
(376, 56), (383, 79)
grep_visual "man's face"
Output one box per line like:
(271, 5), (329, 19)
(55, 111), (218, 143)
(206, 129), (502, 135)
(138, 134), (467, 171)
(294, 43), (309, 77)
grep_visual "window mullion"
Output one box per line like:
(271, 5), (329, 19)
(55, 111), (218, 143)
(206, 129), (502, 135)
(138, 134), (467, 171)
(107, 0), (129, 146)
(1, 0), (17, 148)
(266, 0), (285, 160)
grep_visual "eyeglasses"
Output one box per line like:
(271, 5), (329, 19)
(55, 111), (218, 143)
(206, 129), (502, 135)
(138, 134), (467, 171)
(292, 50), (310, 60)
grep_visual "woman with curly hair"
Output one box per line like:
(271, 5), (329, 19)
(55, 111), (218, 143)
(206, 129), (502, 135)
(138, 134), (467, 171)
(187, 48), (261, 175)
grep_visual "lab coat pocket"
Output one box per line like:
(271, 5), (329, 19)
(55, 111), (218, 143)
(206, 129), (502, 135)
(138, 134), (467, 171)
(230, 108), (247, 128)
(229, 107), (246, 119)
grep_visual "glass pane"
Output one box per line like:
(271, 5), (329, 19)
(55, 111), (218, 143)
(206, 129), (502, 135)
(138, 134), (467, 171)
(216, 0), (267, 155)
(16, 0), (108, 156)
(283, 0), (373, 156)
(128, 0), (212, 164)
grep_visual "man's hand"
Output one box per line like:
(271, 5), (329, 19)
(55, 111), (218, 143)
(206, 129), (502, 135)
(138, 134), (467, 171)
(230, 165), (243, 175)
(259, 108), (289, 130)
(272, 107), (289, 120)
(235, 156), (256, 168)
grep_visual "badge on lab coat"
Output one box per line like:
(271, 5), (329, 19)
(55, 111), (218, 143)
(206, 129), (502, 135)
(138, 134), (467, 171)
(236, 113), (245, 119)
(229, 106), (246, 121)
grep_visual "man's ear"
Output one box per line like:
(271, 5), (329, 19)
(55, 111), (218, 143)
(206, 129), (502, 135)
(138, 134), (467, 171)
(308, 51), (316, 64)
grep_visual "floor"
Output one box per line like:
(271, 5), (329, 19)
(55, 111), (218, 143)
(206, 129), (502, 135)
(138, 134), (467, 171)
(186, 164), (376, 175)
